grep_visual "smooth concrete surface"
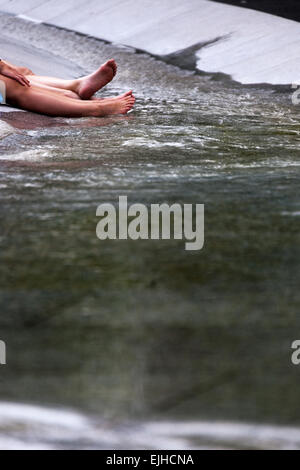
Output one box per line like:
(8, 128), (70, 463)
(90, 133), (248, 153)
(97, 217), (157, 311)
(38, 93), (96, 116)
(0, 0), (300, 84)
(0, 34), (83, 78)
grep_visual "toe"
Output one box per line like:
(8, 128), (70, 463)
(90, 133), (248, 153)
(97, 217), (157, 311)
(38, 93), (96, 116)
(108, 59), (116, 67)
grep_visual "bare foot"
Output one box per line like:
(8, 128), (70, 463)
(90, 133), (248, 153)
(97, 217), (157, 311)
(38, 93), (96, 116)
(93, 94), (135, 116)
(91, 90), (133, 102)
(78, 59), (117, 100)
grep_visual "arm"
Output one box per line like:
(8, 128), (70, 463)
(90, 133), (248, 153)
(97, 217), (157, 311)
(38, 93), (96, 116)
(0, 59), (31, 87)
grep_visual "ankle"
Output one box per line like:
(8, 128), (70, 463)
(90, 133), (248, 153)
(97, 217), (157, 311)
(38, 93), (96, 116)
(89, 102), (104, 117)
(71, 79), (81, 94)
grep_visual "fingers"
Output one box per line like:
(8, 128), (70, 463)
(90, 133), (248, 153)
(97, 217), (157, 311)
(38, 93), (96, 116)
(23, 76), (31, 87)
(16, 74), (31, 87)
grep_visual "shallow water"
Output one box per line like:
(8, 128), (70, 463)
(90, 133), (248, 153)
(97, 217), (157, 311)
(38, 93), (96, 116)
(0, 14), (300, 450)
(2, 402), (300, 450)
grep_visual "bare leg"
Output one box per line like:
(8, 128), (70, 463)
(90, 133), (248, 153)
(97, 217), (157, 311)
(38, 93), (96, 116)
(30, 85), (132, 102)
(28, 82), (81, 100)
(27, 84), (132, 103)
(28, 75), (79, 93)
(28, 59), (118, 100)
(1, 74), (135, 117)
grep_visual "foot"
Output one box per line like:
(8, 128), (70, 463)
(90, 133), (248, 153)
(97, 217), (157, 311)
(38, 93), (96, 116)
(93, 94), (135, 116)
(91, 90), (133, 102)
(78, 59), (117, 100)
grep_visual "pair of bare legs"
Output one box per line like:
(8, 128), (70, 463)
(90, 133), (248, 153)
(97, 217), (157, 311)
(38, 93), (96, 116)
(0, 59), (135, 117)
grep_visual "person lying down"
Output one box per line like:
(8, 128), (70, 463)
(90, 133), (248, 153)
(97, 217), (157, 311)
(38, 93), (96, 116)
(0, 58), (135, 117)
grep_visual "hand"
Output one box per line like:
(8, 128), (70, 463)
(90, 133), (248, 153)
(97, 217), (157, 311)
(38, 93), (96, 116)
(0, 61), (31, 87)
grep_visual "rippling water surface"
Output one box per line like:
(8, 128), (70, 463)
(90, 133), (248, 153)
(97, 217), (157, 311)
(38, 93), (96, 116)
(0, 13), (300, 449)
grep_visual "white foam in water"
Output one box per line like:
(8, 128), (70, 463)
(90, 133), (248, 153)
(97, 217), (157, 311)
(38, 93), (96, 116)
(1, 402), (300, 450)
(281, 211), (300, 217)
(0, 402), (88, 428)
(144, 421), (300, 450)
(0, 149), (53, 161)
(0, 121), (15, 140)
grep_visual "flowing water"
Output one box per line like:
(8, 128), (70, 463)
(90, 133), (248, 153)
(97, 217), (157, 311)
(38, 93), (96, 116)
(0, 13), (300, 449)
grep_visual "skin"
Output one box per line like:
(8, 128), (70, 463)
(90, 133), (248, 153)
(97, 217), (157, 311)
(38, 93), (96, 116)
(26, 59), (118, 100)
(0, 60), (31, 87)
(0, 59), (135, 117)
